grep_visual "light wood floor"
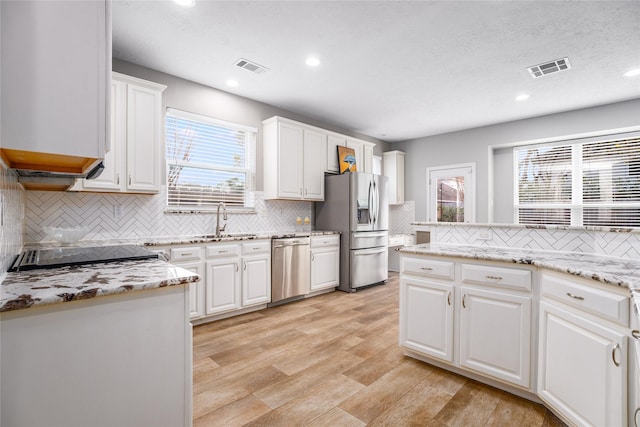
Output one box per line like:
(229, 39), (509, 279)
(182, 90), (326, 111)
(193, 273), (566, 426)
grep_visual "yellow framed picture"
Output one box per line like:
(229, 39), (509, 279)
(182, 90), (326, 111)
(338, 146), (357, 174)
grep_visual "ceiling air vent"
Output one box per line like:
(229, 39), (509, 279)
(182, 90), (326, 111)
(234, 58), (269, 74)
(527, 57), (571, 79)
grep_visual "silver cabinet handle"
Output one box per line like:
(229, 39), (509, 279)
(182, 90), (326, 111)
(447, 291), (451, 306)
(634, 407), (639, 427)
(129, 174), (132, 186)
(612, 343), (621, 367)
(243, 262), (246, 271)
(311, 254), (315, 261)
(219, 250), (228, 253)
(462, 294), (467, 308)
(566, 292), (585, 301)
(116, 173), (120, 185)
(485, 275), (503, 281)
(632, 330), (640, 340)
(181, 253), (192, 257)
(421, 267), (433, 271)
(235, 263), (239, 272)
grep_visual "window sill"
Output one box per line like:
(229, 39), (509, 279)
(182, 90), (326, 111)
(164, 207), (256, 215)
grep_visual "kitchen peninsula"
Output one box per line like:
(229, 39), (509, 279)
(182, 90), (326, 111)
(398, 242), (640, 427)
(0, 258), (199, 427)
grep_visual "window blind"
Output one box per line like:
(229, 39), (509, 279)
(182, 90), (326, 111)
(514, 136), (640, 227)
(166, 109), (256, 208)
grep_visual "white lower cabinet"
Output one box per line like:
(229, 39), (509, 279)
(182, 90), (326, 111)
(206, 257), (241, 315)
(399, 275), (454, 362)
(159, 239), (270, 321)
(310, 235), (340, 292)
(459, 286), (531, 388)
(399, 255), (533, 391)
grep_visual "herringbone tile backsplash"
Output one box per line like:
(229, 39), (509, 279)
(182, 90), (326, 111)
(429, 223), (640, 259)
(25, 187), (313, 243)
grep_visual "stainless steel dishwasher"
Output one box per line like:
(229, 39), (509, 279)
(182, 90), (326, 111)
(271, 237), (310, 305)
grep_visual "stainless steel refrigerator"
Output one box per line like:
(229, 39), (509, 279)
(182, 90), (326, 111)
(315, 172), (389, 292)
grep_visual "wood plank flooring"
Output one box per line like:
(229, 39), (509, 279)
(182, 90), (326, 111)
(193, 273), (566, 426)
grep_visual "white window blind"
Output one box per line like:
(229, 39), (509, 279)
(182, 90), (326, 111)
(166, 109), (256, 209)
(514, 136), (640, 227)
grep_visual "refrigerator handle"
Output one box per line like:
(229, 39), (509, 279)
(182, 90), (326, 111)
(372, 179), (378, 226)
(368, 180), (373, 225)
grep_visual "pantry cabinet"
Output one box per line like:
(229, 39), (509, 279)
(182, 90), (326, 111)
(72, 72), (166, 194)
(310, 235), (340, 292)
(263, 117), (326, 201)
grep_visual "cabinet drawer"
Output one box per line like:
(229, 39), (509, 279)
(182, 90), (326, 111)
(388, 235), (405, 246)
(170, 246), (202, 262)
(242, 240), (270, 255)
(311, 235), (340, 248)
(206, 244), (240, 258)
(402, 257), (454, 281)
(541, 273), (629, 326)
(461, 264), (531, 292)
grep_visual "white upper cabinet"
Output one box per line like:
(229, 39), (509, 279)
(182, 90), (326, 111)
(0, 0), (110, 174)
(326, 134), (345, 173)
(383, 150), (405, 205)
(73, 72), (166, 194)
(263, 116), (326, 201)
(326, 134), (376, 174)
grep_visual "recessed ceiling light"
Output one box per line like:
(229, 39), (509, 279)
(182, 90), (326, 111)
(173, 0), (195, 7)
(305, 57), (320, 67)
(226, 80), (239, 87)
(623, 68), (640, 77)
(515, 94), (530, 101)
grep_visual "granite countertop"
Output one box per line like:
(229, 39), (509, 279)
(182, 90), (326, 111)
(143, 230), (340, 246)
(400, 243), (640, 320)
(0, 259), (199, 313)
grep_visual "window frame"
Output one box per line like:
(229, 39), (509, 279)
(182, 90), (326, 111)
(165, 108), (257, 212)
(513, 133), (640, 227)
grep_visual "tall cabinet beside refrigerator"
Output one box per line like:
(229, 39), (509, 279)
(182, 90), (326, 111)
(315, 172), (389, 292)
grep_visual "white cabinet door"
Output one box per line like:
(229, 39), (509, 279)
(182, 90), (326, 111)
(326, 134), (346, 173)
(399, 276), (454, 362)
(80, 79), (126, 191)
(126, 82), (163, 193)
(172, 261), (205, 319)
(302, 128), (326, 200)
(277, 122), (304, 199)
(346, 139), (364, 172)
(459, 286), (531, 388)
(538, 301), (627, 427)
(310, 248), (339, 291)
(383, 150), (405, 205)
(205, 258), (241, 315)
(242, 255), (271, 306)
(1, 0), (108, 163)
(363, 144), (374, 174)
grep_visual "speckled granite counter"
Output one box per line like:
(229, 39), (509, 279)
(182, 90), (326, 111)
(0, 259), (199, 312)
(142, 230), (340, 246)
(400, 243), (640, 321)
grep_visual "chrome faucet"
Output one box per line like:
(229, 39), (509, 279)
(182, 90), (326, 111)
(215, 202), (228, 237)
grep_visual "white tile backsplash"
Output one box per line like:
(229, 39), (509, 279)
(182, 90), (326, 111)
(0, 165), (25, 273)
(25, 187), (312, 243)
(389, 201), (415, 234)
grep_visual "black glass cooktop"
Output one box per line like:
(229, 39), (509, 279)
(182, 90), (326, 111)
(9, 245), (159, 272)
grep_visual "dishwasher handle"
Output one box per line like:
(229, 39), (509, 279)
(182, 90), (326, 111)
(272, 239), (310, 248)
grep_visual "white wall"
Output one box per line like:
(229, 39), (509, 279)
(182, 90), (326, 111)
(393, 98), (640, 222)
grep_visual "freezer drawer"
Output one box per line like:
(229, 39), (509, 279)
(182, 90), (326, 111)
(350, 247), (388, 288)
(350, 231), (388, 250)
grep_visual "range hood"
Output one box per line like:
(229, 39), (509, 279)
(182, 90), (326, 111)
(0, 148), (104, 191)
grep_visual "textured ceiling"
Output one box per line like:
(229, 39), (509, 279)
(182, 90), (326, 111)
(112, 1), (640, 142)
